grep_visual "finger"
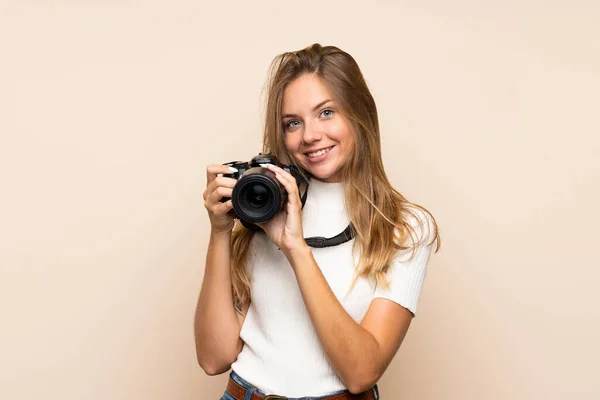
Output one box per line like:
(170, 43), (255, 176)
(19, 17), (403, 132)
(261, 164), (297, 189)
(206, 164), (238, 185)
(273, 172), (301, 209)
(205, 176), (237, 201)
(260, 164), (302, 210)
(206, 165), (223, 185)
(260, 163), (291, 179)
(207, 176), (237, 192)
(212, 199), (234, 216)
(209, 186), (234, 204)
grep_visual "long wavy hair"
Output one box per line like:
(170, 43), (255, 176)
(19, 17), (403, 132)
(230, 43), (440, 309)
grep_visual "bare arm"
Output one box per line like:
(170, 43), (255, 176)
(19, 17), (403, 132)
(194, 165), (250, 375)
(286, 246), (413, 394)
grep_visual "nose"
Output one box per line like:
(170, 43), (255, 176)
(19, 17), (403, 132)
(302, 120), (323, 144)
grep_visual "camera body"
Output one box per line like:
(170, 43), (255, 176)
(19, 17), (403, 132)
(222, 153), (307, 230)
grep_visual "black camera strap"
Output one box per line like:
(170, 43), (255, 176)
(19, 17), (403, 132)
(241, 221), (355, 248)
(304, 224), (355, 248)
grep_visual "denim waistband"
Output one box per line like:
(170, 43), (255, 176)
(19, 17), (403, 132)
(229, 370), (380, 400)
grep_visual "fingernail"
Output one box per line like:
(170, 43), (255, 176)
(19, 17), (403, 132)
(259, 163), (273, 168)
(228, 166), (238, 172)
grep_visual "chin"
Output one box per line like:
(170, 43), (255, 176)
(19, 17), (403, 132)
(311, 170), (341, 182)
(296, 158), (340, 181)
(305, 167), (329, 178)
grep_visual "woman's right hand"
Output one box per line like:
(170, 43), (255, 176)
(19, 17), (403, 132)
(203, 164), (238, 234)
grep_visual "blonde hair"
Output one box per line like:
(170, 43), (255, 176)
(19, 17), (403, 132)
(230, 43), (440, 308)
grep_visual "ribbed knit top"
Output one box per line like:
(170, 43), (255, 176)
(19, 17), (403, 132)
(230, 179), (434, 397)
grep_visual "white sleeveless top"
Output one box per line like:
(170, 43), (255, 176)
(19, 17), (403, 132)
(231, 179), (434, 397)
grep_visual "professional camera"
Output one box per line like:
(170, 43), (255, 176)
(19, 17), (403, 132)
(222, 153), (308, 230)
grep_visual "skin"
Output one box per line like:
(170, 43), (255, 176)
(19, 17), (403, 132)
(197, 74), (413, 394)
(195, 166), (248, 376)
(281, 73), (355, 183)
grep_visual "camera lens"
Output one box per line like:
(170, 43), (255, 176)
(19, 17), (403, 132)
(231, 169), (286, 223)
(246, 184), (269, 208)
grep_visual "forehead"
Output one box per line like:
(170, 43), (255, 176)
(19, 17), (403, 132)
(282, 74), (333, 112)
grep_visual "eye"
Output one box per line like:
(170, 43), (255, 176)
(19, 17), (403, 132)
(285, 120), (301, 131)
(320, 108), (334, 118)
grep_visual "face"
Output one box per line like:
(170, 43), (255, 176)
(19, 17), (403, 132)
(281, 74), (355, 183)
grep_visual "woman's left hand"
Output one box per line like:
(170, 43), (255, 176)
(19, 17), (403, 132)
(256, 164), (308, 255)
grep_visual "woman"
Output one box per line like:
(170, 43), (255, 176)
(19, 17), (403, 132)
(195, 43), (441, 400)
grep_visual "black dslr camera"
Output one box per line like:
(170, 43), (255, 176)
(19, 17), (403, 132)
(222, 153), (308, 230)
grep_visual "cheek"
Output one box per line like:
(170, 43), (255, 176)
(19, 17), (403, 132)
(284, 135), (303, 159)
(330, 118), (351, 139)
(346, 132), (355, 149)
(334, 124), (354, 148)
(283, 135), (294, 151)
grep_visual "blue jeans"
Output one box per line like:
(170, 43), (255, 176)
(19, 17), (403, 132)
(219, 370), (380, 400)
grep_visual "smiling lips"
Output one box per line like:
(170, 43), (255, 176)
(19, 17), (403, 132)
(305, 145), (334, 158)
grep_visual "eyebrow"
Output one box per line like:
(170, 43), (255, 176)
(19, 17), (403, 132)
(282, 99), (333, 119)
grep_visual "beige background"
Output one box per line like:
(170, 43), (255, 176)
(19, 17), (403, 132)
(1, 1), (599, 399)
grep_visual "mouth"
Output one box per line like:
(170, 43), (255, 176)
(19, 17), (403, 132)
(304, 145), (334, 159)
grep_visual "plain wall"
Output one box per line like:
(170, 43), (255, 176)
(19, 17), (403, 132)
(1, 1), (599, 399)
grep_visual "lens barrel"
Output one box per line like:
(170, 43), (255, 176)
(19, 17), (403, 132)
(231, 168), (286, 223)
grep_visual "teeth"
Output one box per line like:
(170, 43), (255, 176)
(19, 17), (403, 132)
(307, 146), (332, 158)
